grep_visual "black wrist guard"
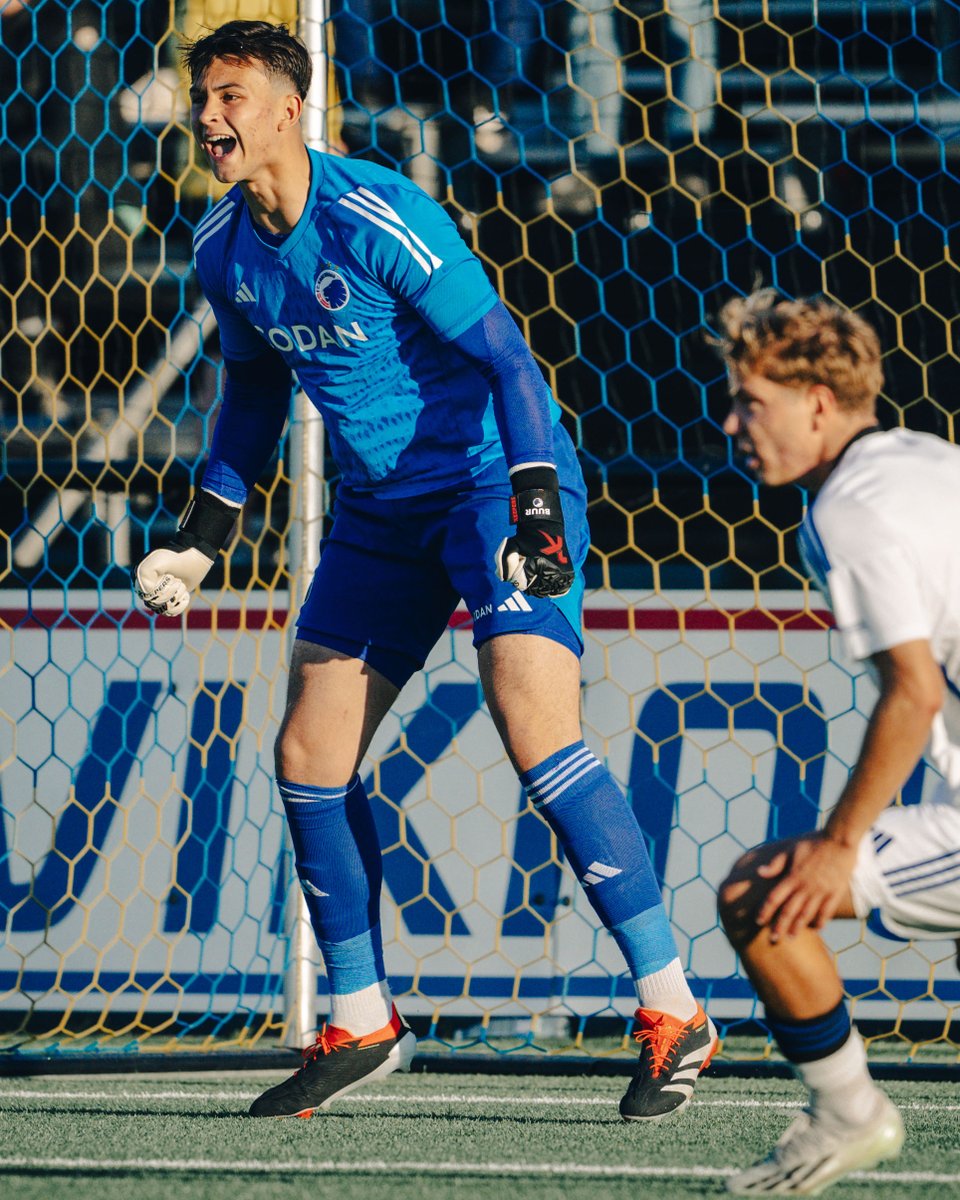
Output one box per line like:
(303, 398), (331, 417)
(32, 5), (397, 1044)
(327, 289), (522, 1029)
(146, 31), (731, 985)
(502, 464), (573, 598)
(509, 466), (562, 527)
(170, 490), (240, 560)
(509, 465), (560, 496)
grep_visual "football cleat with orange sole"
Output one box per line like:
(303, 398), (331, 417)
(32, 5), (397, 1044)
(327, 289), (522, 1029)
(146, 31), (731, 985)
(249, 1006), (416, 1118)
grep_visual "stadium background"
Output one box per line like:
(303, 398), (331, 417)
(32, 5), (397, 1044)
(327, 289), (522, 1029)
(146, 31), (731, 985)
(1, 0), (959, 1067)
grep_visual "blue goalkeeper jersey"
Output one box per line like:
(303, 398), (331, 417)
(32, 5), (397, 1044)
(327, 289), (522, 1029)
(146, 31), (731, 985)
(193, 149), (560, 496)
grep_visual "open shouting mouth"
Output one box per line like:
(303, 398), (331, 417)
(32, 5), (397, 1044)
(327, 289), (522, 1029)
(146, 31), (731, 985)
(205, 134), (237, 161)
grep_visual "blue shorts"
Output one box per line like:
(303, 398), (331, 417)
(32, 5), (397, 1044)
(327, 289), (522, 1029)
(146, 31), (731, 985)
(296, 428), (589, 690)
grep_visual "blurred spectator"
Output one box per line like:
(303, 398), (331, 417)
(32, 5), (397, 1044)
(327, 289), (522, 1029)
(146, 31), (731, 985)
(471, 0), (624, 157)
(567, 0), (623, 157)
(665, 0), (717, 146)
(471, 1), (718, 161)
(471, 0), (545, 150)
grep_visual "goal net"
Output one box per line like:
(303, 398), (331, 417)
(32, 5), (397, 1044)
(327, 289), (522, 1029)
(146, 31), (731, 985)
(1, 0), (957, 1063)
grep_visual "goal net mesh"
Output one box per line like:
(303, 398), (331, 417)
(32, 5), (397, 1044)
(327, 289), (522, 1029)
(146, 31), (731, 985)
(1, 0), (957, 1063)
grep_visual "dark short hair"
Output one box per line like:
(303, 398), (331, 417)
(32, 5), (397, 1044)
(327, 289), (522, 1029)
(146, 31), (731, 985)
(182, 20), (312, 99)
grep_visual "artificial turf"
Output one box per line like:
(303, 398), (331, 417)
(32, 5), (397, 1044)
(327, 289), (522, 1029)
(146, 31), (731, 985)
(1, 1070), (957, 1199)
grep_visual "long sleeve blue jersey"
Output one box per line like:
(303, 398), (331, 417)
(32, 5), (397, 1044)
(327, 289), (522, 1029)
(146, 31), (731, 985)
(193, 148), (563, 497)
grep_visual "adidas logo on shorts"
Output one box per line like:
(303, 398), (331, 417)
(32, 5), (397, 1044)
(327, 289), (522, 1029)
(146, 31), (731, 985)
(497, 593), (533, 613)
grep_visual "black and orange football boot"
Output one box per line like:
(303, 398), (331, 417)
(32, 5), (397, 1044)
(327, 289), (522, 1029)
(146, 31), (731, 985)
(249, 1006), (416, 1118)
(619, 1004), (718, 1122)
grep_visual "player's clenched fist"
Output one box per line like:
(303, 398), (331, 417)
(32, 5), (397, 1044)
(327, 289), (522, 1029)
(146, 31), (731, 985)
(133, 490), (239, 617)
(134, 546), (215, 617)
(495, 466), (574, 598)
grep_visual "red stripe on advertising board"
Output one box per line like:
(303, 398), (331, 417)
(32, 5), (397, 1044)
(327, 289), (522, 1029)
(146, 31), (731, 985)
(2, 607), (835, 632)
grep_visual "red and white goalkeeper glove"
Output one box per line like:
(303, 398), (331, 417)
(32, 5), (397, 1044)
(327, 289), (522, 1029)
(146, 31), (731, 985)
(495, 466), (574, 598)
(133, 490), (239, 617)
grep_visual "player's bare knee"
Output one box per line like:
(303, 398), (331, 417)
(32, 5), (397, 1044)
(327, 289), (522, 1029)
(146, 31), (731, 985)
(273, 719), (301, 780)
(275, 710), (360, 786)
(718, 856), (765, 948)
(275, 717), (324, 782)
(717, 878), (746, 941)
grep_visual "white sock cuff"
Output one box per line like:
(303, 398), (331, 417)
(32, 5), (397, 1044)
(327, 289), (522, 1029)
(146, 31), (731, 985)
(634, 958), (698, 1021)
(798, 1027), (868, 1091)
(798, 1029), (885, 1126)
(328, 979), (393, 1036)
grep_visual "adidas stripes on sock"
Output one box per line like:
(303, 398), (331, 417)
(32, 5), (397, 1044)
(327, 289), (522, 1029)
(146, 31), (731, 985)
(278, 775), (392, 1035)
(520, 741), (696, 1018)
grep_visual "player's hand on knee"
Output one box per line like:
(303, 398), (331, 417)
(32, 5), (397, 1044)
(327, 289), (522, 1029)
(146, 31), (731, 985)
(133, 490), (240, 617)
(495, 466), (574, 599)
(134, 546), (215, 617)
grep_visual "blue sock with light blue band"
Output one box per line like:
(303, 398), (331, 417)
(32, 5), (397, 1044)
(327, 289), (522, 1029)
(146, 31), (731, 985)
(278, 775), (385, 994)
(520, 741), (681, 979)
(314, 929), (385, 994)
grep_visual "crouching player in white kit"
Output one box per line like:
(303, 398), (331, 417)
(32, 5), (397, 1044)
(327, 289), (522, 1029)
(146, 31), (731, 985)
(132, 20), (716, 1122)
(716, 289), (960, 1195)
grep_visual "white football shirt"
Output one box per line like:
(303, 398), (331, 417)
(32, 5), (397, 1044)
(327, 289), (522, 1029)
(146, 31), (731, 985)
(798, 427), (960, 797)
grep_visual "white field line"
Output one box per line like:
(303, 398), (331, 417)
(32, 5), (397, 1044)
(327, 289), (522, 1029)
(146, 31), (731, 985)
(0, 1087), (958, 1113)
(0, 1156), (958, 1184)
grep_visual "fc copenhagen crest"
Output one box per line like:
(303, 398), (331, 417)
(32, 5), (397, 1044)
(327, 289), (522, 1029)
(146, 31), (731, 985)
(315, 267), (350, 311)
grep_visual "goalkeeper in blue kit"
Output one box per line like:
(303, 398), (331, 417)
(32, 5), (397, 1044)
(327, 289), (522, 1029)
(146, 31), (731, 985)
(133, 20), (716, 1120)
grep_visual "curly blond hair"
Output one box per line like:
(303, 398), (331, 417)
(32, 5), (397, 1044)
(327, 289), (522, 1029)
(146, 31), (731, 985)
(716, 289), (883, 411)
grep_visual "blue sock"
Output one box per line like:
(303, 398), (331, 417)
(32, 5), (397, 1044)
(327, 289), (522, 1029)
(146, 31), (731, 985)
(766, 998), (852, 1064)
(520, 741), (680, 978)
(278, 775), (385, 994)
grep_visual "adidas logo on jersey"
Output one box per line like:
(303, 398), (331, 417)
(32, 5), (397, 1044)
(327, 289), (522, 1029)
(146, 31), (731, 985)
(234, 281), (257, 303)
(497, 593), (533, 613)
(581, 860), (622, 886)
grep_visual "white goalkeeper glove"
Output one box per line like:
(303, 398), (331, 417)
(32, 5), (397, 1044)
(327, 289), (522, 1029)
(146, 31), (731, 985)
(134, 546), (215, 617)
(133, 490), (240, 617)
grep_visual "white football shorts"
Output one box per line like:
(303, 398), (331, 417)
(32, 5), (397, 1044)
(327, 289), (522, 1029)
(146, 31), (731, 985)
(850, 796), (960, 939)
